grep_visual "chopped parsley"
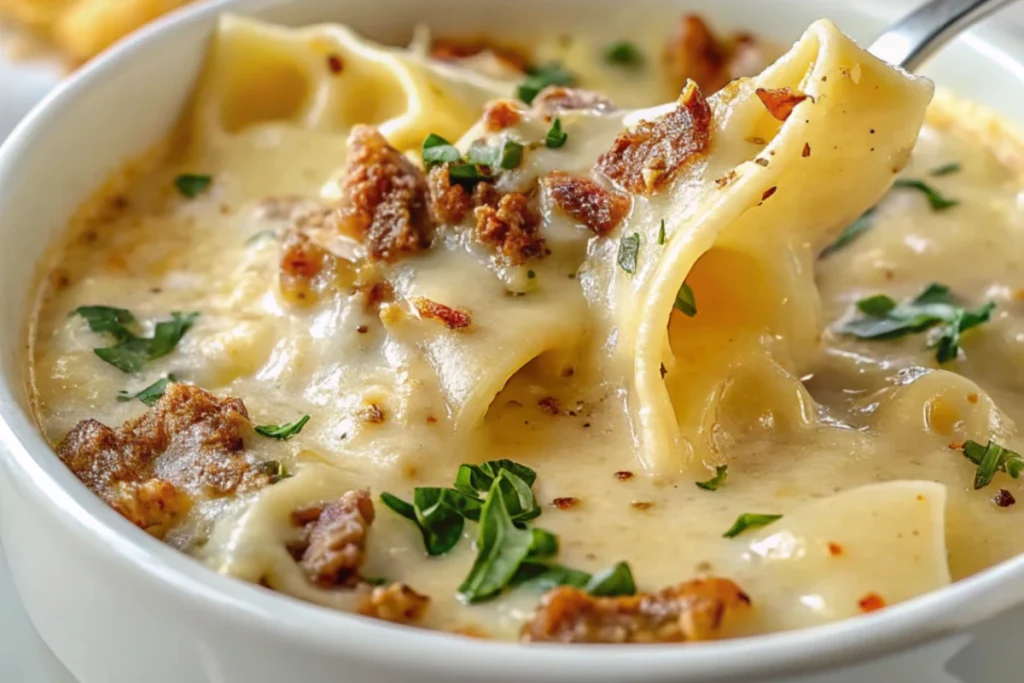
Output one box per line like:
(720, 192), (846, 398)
(73, 306), (198, 373)
(723, 513), (783, 538)
(657, 219), (666, 245)
(695, 465), (728, 491)
(673, 282), (697, 317)
(820, 208), (874, 257)
(545, 118), (568, 149)
(362, 576), (389, 587)
(254, 415), (310, 440)
(892, 178), (958, 211)
(617, 232), (640, 274)
(930, 162), (961, 176)
(962, 440), (1024, 489)
(584, 561), (636, 597)
(516, 62), (575, 105)
(174, 174), (212, 198)
(260, 460), (291, 484)
(421, 134), (462, 167)
(116, 374), (176, 406)
(604, 41), (644, 67)
(838, 284), (995, 363)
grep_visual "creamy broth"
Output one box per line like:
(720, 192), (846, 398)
(27, 14), (1024, 642)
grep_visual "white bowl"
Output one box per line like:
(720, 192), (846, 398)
(3, 1), (1024, 681)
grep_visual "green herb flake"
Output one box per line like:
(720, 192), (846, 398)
(820, 208), (874, 257)
(411, 488), (471, 555)
(545, 118), (568, 149)
(254, 415), (310, 440)
(497, 139), (524, 169)
(380, 492), (417, 521)
(695, 465), (728, 491)
(893, 178), (959, 211)
(673, 282), (697, 317)
(723, 513), (783, 538)
(617, 232), (640, 274)
(363, 577), (389, 587)
(75, 307), (198, 374)
(174, 174), (212, 198)
(930, 162), (961, 177)
(838, 283), (995, 363)
(447, 163), (492, 185)
(517, 62), (575, 105)
(116, 374), (176, 406)
(604, 41), (643, 67)
(962, 440), (1024, 489)
(584, 561), (636, 597)
(509, 561), (591, 592)
(527, 270), (536, 279)
(657, 219), (666, 245)
(260, 460), (291, 484)
(421, 133), (462, 167)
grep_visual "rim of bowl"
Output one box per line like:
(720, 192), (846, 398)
(2, 0), (1024, 680)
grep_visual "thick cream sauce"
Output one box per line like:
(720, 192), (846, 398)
(27, 34), (1024, 639)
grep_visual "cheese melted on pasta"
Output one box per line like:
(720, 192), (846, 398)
(27, 14), (1024, 641)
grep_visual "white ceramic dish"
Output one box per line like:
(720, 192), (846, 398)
(4, 1), (1024, 681)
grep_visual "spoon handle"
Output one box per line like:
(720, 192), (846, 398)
(869, 0), (1019, 71)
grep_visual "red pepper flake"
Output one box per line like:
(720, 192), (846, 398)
(412, 297), (472, 330)
(356, 325), (369, 334)
(538, 397), (561, 415)
(802, 142), (811, 158)
(357, 403), (385, 423)
(553, 497), (580, 510)
(755, 87), (809, 121)
(761, 186), (777, 201)
(858, 592), (886, 613)
(948, 441), (964, 451)
(993, 489), (1016, 507)
(614, 471), (634, 481)
(827, 542), (843, 556)
(327, 53), (344, 74)
(631, 501), (654, 510)
(426, 416), (438, 424)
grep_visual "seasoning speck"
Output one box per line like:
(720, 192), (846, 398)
(993, 489), (1016, 508)
(827, 542), (843, 556)
(553, 497), (580, 510)
(538, 397), (561, 415)
(858, 592), (886, 613)
(802, 143), (811, 157)
(761, 186), (777, 201)
(615, 471), (634, 481)
(327, 53), (344, 74)
(356, 325), (369, 334)
(631, 501), (653, 510)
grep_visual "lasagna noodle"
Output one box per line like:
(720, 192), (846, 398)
(603, 20), (934, 475)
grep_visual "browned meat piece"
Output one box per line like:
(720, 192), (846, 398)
(292, 490), (375, 588)
(412, 297), (472, 330)
(596, 82), (712, 195)
(430, 38), (530, 73)
(359, 582), (431, 624)
(474, 191), (547, 264)
(522, 578), (751, 643)
(544, 171), (632, 236)
(427, 166), (473, 225)
(57, 384), (267, 537)
(532, 87), (617, 115)
(755, 87), (809, 121)
(664, 15), (774, 95)
(333, 126), (433, 263)
(482, 99), (524, 132)
(279, 230), (339, 304)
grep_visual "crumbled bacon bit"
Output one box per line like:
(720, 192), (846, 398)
(802, 142), (811, 157)
(761, 186), (777, 201)
(356, 279), (394, 313)
(426, 165), (473, 225)
(523, 578), (751, 643)
(430, 37), (530, 72)
(532, 86), (617, 114)
(412, 297), (472, 330)
(279, 231), (337, 303)
(596, 81), (712, 195)
(827, 542), (843, 556)
(993, 489), (1016, 508)
(327, 53), (344, 74)
(359, 582), (430, 624)
(544, 171), (631, 236)
(538, 397), (561, 415)
(664, 15), (730, 94)
(474, 191), (547, 264)
(755, 87), (809, 122)
(949, 441), (965, 451)
(615, 471), (635, 481)
(357, 403), (386, 424)
(333, 126), (432, 263)
(292, 490), (375, 588)
(483, 99), (524, 132)
(857, 592), (886, 613)
(553, 497), (580, 510)
(57, 384), (266, 537)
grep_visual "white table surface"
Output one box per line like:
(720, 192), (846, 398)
(5, 1), (1024, 681)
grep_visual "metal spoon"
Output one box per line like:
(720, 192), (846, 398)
(870, 0), (1020, 71)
